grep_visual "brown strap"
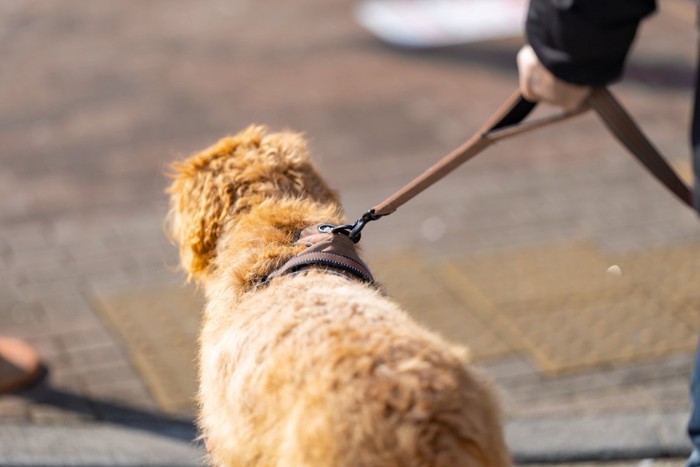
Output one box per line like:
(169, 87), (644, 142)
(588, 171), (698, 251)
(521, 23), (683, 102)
(369, 87), (694, 218)
(264, 224), (374, 284)
(587, 87), (694, 208)
(371, 90), (585, 217)
(371, 133), (491, 217)
(266, 251), (374, 283)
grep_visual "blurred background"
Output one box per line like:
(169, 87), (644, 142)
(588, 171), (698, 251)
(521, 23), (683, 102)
(1, 0), (699, 464)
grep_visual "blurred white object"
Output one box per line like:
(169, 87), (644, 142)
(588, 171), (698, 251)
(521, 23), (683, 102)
(355, 0), (528, 48)
(420, 216), (447, 242)
(606, 265), (622, 276)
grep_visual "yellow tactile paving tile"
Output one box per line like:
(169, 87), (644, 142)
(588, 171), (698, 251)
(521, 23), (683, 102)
(615, 243), (700, 299)
(440, 240), (700, 375)
(93, 239), (699, 412)
(94, 285), (203, 415)
(442, 241), (614, 307)
(371, 250), (523, 361)
(369, 250), (452, 298)
(413, 304), (515, 361)
(675, 301), (700, 333)
(506, 296), (697, 374)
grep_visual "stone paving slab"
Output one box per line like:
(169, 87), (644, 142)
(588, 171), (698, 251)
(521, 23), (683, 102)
(0, 414), (689, 466)
(0, 422), (204, 467)
(95, 286), (203, 416)
(506, 412), (690, 464)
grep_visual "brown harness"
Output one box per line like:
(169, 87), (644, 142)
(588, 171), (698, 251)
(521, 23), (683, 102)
(262, 224), (374, 285)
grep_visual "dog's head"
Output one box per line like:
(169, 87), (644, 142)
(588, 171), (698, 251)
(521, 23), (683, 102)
(167, 125), (341, 283)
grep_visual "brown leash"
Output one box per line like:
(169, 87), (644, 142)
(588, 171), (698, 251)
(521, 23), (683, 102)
(334, 86), (695, 242)
(587, 88), (694, 208)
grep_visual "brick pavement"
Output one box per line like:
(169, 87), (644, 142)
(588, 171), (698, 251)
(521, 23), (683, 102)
(1, 0), (699, 464)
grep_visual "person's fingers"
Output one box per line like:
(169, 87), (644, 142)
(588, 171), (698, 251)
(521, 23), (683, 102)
(516, 45), (540, 102)
(517, 45), (592, 111)
(547, 78), (591, 112)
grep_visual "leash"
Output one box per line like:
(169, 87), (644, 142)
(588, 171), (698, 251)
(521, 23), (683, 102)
(587, 88), (693, 208)
(334, 86), (695, 243)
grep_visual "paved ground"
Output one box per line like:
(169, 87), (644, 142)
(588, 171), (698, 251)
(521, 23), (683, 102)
(1, 0), (699, 465)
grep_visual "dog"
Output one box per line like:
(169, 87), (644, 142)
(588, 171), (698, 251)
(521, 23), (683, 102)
(167, 125), (511, 467)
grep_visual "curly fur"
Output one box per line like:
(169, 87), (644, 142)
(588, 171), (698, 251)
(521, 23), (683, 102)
(167, 125), (512, 467)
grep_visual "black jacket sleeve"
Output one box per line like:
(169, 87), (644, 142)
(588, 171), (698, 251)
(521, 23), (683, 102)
(526, 0), (657, 86)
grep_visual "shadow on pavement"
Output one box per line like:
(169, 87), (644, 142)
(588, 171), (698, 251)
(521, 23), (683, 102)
(14, 374), (198, 444)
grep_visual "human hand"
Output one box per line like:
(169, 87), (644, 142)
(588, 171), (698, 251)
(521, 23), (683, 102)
(517, 45), (591, 112)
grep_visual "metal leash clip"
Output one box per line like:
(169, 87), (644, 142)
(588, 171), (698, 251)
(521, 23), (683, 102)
(331, 210), (383, 243)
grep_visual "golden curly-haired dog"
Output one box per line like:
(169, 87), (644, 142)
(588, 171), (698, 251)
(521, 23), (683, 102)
(167, 126), (511, 467)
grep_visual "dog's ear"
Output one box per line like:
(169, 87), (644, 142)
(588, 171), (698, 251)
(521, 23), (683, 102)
(166, 125), (339, 282)
(166, 126), (268, 282)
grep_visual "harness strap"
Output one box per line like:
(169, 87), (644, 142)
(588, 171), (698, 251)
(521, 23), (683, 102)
(265, 251), (373, 284)
(263, 224), (374, 285)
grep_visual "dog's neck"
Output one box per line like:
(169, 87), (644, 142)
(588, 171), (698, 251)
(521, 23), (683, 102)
(206, 199), (346, 297)
(260, 223), (373, 285)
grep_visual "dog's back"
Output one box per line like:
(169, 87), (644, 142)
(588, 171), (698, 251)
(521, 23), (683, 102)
(199, 273), (510, 467)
